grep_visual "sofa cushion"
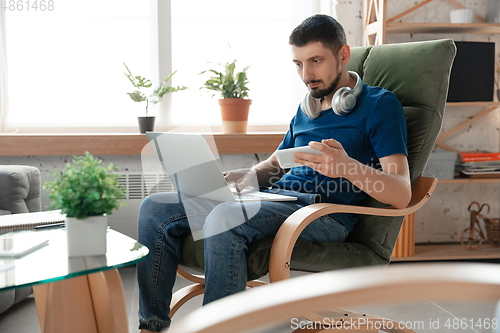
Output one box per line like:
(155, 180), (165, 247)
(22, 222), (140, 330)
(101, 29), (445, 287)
(0, 165), (42, 315)
(0, 166), (41, 214)
(0, 290), (15, 315)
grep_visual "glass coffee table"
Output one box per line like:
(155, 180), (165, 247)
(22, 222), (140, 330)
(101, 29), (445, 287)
(0, 227), (149, 333)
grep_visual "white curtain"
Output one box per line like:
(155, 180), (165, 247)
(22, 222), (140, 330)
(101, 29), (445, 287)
(0, 11), (8, 132)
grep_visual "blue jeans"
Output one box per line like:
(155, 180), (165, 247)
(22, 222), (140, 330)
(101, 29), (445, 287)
(137, 190), (349, 331)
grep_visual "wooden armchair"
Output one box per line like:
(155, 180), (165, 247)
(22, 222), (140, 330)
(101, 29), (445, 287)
(172, 39), (457, 330)
(168, 262), (500, 333)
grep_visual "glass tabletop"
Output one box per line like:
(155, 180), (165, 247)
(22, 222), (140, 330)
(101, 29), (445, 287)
(0, 228), (149, 292)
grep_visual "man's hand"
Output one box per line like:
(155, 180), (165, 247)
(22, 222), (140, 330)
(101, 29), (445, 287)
(223, 168), (258, 192)
(223, 153), (286, 192)
(294, 138), (411, 209)
(294, 139), (353, 178)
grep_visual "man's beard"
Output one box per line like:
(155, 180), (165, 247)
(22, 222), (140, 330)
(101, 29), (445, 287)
(309, 69), (342, 99)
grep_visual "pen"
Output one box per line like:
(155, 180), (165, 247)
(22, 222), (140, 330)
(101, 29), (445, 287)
(35, 223), (65, 230)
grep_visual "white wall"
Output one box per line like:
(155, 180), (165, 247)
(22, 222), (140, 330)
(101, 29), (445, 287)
(0, 153), (269, 239)
(0, 154), (265, 210)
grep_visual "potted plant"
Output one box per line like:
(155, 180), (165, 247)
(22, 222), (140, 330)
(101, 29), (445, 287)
(43, 152), (126, 257)
(123, 63), (187, 133)
(200, 60), (251, 133)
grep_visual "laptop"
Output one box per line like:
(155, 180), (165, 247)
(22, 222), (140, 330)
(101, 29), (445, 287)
(145, 132), (297, 202)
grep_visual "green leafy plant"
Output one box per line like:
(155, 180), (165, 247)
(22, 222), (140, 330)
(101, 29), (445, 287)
(200, 60), (250, 99)
(123, 63), (188, 116)
(43, 152), (126, 219)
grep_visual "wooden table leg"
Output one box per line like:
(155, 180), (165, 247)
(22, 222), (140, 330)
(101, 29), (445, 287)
(33, 268), (129, 333)
(88, 269), (129, 333)
(33, 275), (99, 333)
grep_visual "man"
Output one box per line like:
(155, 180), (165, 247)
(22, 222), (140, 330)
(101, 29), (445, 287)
(138, 14), (410, 332)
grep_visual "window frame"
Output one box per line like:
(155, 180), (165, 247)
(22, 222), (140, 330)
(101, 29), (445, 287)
(1, 0), (328, 134)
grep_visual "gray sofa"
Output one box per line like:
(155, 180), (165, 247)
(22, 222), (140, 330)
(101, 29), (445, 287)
(0, 165), (41, 315)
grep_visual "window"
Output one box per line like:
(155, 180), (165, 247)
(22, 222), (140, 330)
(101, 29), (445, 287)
(169, 0), (317, 127)
(4, 0), (154, 131)
(3, 0), (322, 132)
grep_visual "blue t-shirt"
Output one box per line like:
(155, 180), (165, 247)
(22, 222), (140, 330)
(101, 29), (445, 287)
(272, 84), (408, 231)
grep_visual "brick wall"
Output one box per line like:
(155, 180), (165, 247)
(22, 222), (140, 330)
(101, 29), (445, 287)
(334, 0), (500, 243)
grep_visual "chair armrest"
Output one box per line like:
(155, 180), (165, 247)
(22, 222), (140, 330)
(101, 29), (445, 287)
(168, 263), (500, 333)
(269, 176), (437, 282)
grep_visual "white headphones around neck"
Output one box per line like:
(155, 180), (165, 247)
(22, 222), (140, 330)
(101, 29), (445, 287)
(301, 71), (363, 119)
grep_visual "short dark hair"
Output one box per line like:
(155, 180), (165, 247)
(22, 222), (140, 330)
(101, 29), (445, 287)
(289, 14), (347, 57)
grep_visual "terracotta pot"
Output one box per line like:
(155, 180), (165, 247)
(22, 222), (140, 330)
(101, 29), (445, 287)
(138, 116), (155, 133)
(218, 98), (252, 134)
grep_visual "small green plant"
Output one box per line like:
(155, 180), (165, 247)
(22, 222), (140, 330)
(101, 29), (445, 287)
(123, 63), (187, 116)
(200, 60), (250, 99)
(43, 152), (126, 219)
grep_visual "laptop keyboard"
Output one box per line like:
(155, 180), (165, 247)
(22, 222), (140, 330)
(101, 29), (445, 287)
(233, 193), (269, 200)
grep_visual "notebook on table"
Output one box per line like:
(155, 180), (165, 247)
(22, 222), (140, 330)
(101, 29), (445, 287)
(0, 210), (66, 235)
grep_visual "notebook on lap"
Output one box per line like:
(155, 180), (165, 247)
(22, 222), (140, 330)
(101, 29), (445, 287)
(145, 132), (296, 202)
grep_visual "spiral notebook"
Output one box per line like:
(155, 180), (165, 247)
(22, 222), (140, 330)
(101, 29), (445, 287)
(0, 210), (66, 235)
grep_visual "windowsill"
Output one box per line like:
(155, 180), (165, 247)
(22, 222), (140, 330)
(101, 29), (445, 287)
(0, 132), (286, 156)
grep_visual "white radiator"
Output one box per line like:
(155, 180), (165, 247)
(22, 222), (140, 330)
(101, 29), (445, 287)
(107, 172), (174, 240)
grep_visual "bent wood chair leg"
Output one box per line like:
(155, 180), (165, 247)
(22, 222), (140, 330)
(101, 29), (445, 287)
(266, 177), (437, 333)
(170, 266), (207, 318)
(170, 284), (206, 318)
(177, 265), (206, 284)
(170, 265), (268, 318)
(246, 279), (268, 288)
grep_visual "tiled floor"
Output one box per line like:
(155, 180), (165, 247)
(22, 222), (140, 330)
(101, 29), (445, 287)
(0, 264), (498, 333)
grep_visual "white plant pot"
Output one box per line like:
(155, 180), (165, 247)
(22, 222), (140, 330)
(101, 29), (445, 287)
(65, 215), (107, 257)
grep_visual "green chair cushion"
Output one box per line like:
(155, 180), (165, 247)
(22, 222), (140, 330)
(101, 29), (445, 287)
(180, 39), (456, 281)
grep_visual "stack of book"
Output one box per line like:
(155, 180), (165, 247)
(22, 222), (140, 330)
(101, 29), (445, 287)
(457, 152), (500, 178)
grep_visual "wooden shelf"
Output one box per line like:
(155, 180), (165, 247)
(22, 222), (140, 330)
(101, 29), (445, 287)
(363, 0), (500, 263)
(439, 178), (500, 184)
(446, 101), (500, 107)
(363, 0), (500, 45)
(392, 243), (500, 262)
(0, 132), (285, 156)
(386, 22), (500, 34)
